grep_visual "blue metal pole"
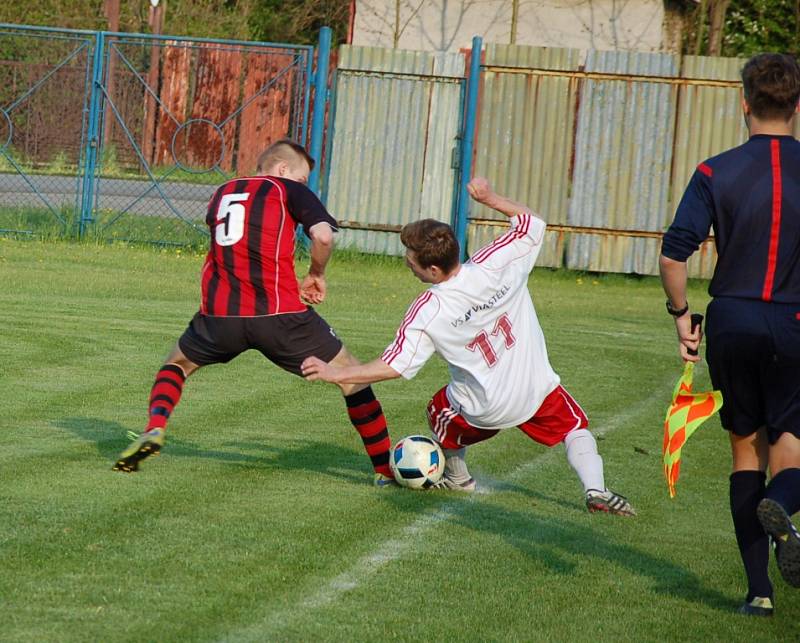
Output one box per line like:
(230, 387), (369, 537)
(320, 68), (338, 206)
(308, 26), (332, 197)
(454, 36), (482, 261)
(79, 31), (105, 237)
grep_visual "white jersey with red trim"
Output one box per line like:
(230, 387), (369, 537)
(381, 213), (560, 429)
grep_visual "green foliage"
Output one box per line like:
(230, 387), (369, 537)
(0, 0), (350, 45)
(97, 144), (123, 178)
(0, 0), (105, 31)
(0, 200), (209, 247)
(0, 145), (29, 173)
(1, 240), (799, 639)
(684, 0), (800, 57)
(248, 0), (351, 46)
(0, 0), (144, 33)
(46, 150), (74, 176)
(723, 0), (799, 57)
(0, 205), (72, 238)
(159, 0), (257, 40)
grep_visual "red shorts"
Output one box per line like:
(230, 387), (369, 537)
(426, 385), (589, 450)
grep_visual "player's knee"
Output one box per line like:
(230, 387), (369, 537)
(166, 359), (198, 378)
(339, 382), (368, 397)
(770, 433), (800, 471)
(329, 346), (362, 368)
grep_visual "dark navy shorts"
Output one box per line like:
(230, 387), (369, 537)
(178, 308), (343, 376)
(705, 297), (800, 444)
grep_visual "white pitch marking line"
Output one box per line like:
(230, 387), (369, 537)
(221, 374), (676, 642)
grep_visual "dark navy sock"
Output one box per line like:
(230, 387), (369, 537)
(765, 467), (800, 516)
(730, 470), (772, 601)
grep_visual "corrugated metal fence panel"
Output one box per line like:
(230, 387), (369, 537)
(671, 56), (746, 216)
(469, 44), (582, 267)
(567, 50), (679, 275)
(670, 56), (747, 279)
(420, 52), (466, 226)
(325, 46), (464, 255)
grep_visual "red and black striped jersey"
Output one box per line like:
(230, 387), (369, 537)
(200, 176), (338, 316)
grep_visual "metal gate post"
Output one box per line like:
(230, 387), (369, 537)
(454, 36), (482, 261)
(308, 26), (331, 196)
(79, 31), (105, 237)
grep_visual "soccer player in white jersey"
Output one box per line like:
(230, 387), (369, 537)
(302, 177), (634, 515)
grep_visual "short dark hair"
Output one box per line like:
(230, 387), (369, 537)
(400, 219), (460, 273)
(741, 53), (800, 121)
(256, 138), (315, 174)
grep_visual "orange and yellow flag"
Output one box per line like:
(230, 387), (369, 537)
(663, 361), (723, 498)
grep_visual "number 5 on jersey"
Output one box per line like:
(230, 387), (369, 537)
(466, 313), (516, 367)
(215, 193), (250, 246)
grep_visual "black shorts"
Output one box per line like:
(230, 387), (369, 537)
(706, 297), (800, 444)
(178, 308), (343, 376)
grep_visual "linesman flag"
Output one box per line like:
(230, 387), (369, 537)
(662, 316), (723, 498)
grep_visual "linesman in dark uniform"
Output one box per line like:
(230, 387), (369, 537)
(660, 53), (800, 617)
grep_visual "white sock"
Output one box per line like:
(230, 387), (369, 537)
(442, 447), (472, 484)
(563, 428), (604, 492)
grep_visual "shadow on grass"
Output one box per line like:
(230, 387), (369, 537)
(53, 416), (367, 485)
(481, 504), (732, 611)
(53, 417), (736, 612)
(482, 477), (580, 513)
(380, 488), (737, 614)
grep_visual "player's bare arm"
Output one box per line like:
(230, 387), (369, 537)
(467, 176), (537, 220)
(301, 356), (400, 385)
(301, 222), (334, 304)
(659, 254), (701, 362)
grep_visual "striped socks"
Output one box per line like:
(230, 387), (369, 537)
(344, 386), (392, 477)
(146, 364), (186, 431)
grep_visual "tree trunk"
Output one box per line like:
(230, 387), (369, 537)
(707, 0), (732, 56)
(510, 0), (519, 44)
(693, 0), (708, 55)
(394, 0), (401, 47)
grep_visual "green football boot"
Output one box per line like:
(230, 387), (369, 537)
(112, 428), (165, 473)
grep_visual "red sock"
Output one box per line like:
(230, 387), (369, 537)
(345, 387), (392, 477)
(146, 364), (186, 431)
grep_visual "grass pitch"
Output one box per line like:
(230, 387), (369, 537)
(0, 238), (797, 641)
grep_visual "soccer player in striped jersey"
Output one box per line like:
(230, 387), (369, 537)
(113, 139), (395, 486)
(301, 177), (634, 515)
(661, 53), (800, 616)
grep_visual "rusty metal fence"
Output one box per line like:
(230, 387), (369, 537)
(1, 26), (790, 276)
(323, 43), (796, 278)
(324, 47), (465, 256)
(461, 44), (757, 278)
(0, 24), (312, 245)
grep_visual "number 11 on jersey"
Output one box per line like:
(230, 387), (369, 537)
(466, 313), (516, 367)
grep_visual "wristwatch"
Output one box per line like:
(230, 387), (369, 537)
(665, 300), (689, 317)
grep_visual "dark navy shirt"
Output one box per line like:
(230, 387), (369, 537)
(662, 134), (800, 303)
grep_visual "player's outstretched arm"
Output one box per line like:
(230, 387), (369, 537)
(301, 356), (400, 385)
(467, 176), (537, 220)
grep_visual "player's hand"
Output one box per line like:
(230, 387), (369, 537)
(300, 273), (326, 305)
(675, 313), (702, 363)
(467, 176), (494, 204)
(301, 356), (336, 382)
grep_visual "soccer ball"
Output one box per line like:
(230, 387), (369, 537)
(389, 435), (445, 489)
